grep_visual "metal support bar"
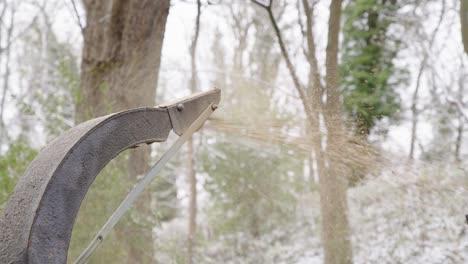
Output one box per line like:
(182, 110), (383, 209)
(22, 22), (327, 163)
(74, 103), (216, 264)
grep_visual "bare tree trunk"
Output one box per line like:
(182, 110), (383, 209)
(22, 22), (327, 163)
(78, 1), (170, 263)
(409, 62), (424, 160)
(455, 68), (465, 162)
(321, 1), (353, 263)
(254, 0), (353, 263)
(0, 6), (14, 147)
(302, 0), (327, 192)
(187, 1), (201, 263)
(78, 0), (169, 118)
(410, 0), (445, 160)
(461, 0), (468, 54)
(455, 119), (464, 162)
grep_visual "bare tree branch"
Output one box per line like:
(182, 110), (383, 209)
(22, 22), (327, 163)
(252, 0), (271, 9)
(302, 0), (324, 94)
(297, 0), (306, 37)
(409, 0), (446, 159)
(70, 0), (85, 35)
(251, 0), (314, 122)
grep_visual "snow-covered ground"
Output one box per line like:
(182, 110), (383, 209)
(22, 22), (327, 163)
(153, 161), (468, 264)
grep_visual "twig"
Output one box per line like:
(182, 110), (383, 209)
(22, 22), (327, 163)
(302, 0), (324, 95)
(408, 0), (446, 159)
(251, 0), (314, 121)
(251, 0), (271, 9)
(70, 0), (84, 35)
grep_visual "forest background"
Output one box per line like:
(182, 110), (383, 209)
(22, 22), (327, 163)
(1, 0), (468, 263)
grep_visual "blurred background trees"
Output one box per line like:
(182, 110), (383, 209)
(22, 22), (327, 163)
(0, 0), (467, 263)
(341, 0), (403, 138)
(462, 0), (468, 54)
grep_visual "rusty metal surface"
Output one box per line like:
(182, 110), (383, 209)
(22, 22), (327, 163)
(0, 89), (220, 264)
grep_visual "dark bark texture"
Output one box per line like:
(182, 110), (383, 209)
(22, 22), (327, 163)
(77, 0), (171, 263)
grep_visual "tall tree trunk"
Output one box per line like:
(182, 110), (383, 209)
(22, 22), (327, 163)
(461, 0), (468, 54)
(78, 1), (170, 263)
(254, 0), (353, 262)
(455, 69), (465, 161)
(321, 1), (353, 263)
(0, 7), (14, 147)
(187, 1), (201, 263)
(409, 61), (424, 160)
(302, 0), (326, 192)
(454, 118), (464, 162)
(78, 0), (169, 118)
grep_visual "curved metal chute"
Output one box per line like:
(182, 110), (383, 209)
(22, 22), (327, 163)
(0, 89), (220, 264)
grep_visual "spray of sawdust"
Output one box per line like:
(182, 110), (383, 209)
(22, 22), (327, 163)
(204, 114), (467, 208)
(206, 115), (382, 178)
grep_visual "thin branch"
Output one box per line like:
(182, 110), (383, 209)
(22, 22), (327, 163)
(189, 0), (202, 83)
(252, 0), (314, 122)
(252, 0), (271, 9)
(297, 0), (306, 36)
(0, 3), (7, 28)
(302, 0), (324, 94)
(409, 0), (446, 159)
(409, 60), (425, 159)
(70, 0), (85, 35)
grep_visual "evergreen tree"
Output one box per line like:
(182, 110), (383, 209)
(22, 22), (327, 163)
(341, 0), (403, 137)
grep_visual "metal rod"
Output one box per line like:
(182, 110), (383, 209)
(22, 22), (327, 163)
(74, 104), (215, 264)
